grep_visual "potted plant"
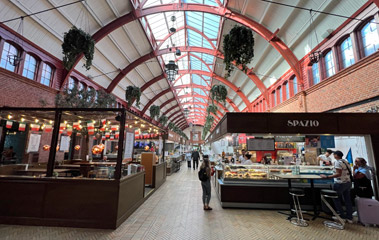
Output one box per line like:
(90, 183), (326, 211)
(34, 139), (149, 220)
(62, 26), (95, 70)
(223, 25), (255, 78)
(168, 122), (175, 130)
(125, 86), (141, 108)
(210, 85), (227, 105)
(207, 104), (218, 115)
(159, 115), (168, 126)
(149, 105), (160, 120)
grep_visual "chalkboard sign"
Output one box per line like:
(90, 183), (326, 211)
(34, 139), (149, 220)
(247, 138), (275, 151)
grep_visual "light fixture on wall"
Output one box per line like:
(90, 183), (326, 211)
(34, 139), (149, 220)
(165, 60), (178, 82)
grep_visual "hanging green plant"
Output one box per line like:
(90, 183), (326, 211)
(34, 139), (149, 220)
(125, 86), (141, 108)
(210, 85), (228, 105)
(149, 105), (160, 120)
(62, 26), (95, 71)
(168, 122), (175, 130)
(223, 25), (255, 78)
(159, 115), (168, 126)
(55, 85), (115, 108)
(207, 104), (218, 115)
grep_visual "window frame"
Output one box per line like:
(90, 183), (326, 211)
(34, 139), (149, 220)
(0, 41), (20, 72)
(357, 17), (379, 58)
(323, 49), (336, 79)
(338, 36), (355, 70)
(40, 62), (54, 87)
(22, 52), (38, 80)
(68, 76), (77, 90)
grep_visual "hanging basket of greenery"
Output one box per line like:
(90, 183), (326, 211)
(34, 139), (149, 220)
(55, 85), (115, 108)
(210, 85), (227, 105)
(125, 86), (141, 108)
(159, 115), (168, 126)
(149, 105), (160, 120)
(168, 122), (175, 130)
(207, 104), (218, 115)
(223, 25), (254, 78)
(62, 26), (95, 71)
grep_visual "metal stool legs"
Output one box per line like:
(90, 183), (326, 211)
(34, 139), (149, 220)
(290, 193), (308, 227)
(321, 193), (345, 230)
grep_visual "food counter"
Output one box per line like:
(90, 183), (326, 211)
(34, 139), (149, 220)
(215, 164), (333, 209)
(165, 155), (183, 175)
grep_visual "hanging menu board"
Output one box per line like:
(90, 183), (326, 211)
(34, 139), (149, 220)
(247, 138), (275, 151)
(27, 133), (41, 153)
(59, 135), (71, 152)
(124, 132), (134, 160)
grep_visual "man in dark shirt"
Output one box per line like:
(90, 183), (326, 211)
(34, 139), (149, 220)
(191, 149), (200, 170)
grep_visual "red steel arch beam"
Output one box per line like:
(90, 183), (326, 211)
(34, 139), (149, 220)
(178, 70), (251, 110)
(175, 53), (213, 72)
(178, 94), (232, 113)
(174, 117), (188, 126)
(182, 101), (228, 113)
(167, 109), (183, 121)
(140, 74), (165, 92)
(61, 3), (302, 91)
(182, 102), (225, 116)
(141, 88), (171, 115)
(162, 105), (179, 117)
(171, 114), (185, 124)
(108, 46), (267, 107)
(160, 97), (176, 110)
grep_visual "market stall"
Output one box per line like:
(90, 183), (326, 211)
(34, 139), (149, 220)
(0, 107), (166, 229)
(207, 113), (379, 209)
(164, 130), (184, 175)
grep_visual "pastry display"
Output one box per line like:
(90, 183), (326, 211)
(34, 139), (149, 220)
(269, 169), (280, 173)
(283, 169), (292, 173)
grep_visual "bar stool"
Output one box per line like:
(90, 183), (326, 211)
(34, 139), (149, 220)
(289, 188), (308, 227)
(321, 189), (345, 230)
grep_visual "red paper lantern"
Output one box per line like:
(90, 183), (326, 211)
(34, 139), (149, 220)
(92, 145), (102, 154)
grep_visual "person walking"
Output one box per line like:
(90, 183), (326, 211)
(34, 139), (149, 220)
(186, 151), (192, 168)
(198, 155), (214, 210)
(191, 149), (200, 170)
(321, 150), (353, 223)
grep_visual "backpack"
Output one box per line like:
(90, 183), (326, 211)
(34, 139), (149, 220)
(198, 167), (208, 182)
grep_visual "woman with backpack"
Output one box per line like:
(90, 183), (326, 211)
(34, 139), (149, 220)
(199, 155), (214, 210)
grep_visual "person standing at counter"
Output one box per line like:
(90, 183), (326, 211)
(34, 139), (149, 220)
(243, 154), (253, 165)
(353, 157), (374, 198)
(317, 149), (333, 166)
(198, 155), (214, 210)
(191, 149), (200, 170)
(321, 150), (353, 223)
(239, 149), (246, 164)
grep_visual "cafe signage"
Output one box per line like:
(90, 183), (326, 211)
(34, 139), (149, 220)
(287, 120), (319, 127)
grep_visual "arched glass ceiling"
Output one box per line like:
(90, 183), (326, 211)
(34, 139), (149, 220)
(143, 0), (224, 124)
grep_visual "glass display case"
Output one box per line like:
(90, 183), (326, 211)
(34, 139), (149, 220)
(221, 164), (333, 182)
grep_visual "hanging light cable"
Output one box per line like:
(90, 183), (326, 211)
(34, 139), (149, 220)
(308, 9), (322, 64)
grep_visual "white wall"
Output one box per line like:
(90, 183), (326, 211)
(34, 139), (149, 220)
(330, 136), (370, 166)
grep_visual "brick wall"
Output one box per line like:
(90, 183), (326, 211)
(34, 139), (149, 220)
(0, 67), (57, 107)
(271, 51), (379, 113)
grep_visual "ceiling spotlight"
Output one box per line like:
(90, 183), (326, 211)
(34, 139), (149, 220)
(170, 27), (176, 33)
(175, 48), (181, 56)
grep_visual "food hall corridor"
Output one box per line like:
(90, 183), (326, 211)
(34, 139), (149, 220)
(0, 167), (378, 240)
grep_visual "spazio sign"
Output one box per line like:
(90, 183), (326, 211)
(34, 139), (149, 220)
(287, 120), (320, 127)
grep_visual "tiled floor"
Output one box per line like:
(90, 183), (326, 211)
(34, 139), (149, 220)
(1, 167), (379, 240)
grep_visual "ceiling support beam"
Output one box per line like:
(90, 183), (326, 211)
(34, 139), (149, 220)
(141, 88), (171, 115)
(61, 2), (302, 99)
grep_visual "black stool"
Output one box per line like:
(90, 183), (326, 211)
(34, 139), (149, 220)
(289, 188), (308, 227)
(321, 189), (345, 230)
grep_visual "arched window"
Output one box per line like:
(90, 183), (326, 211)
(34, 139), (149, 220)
(40, 63), (53, 86)
(324, 51), (335, 78)
(78, 82), (86, 91)
(68, 77), (76, 90)
(340, 37), (355, 68)
(278, 87), (282, 104)
(361, 19), (379, 57)
(272, 91), (276, 107)
(0, 42), (19, 72)
(293, 77), (298, 95)
(284, 82), (290, 100)
(22, 54), (37, 80)
(312, 63), (320, 84)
